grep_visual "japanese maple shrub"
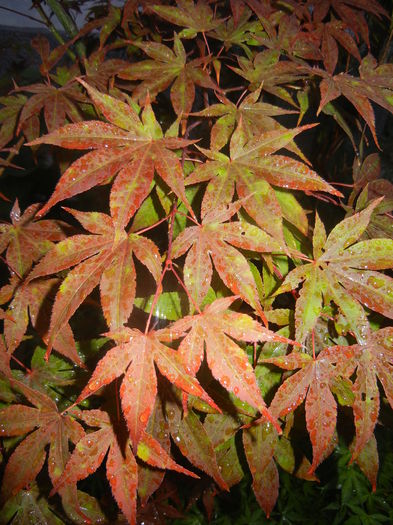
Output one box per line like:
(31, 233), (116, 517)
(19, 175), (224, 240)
(0, 0), (393, 523)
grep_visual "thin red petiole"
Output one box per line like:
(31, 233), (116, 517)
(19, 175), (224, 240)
(134, 216), (169, 236)
(312, 329), (316, 360)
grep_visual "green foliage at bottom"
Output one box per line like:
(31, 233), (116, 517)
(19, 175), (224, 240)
(173, 430), (393, 525)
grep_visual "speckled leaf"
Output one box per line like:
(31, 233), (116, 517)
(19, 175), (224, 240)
(313, 212), (327, 259)
(354, 434), (378, 491)
(137, 432), (198, 478)
(128, 233), (162, 284)
(27, 234), (113, 282)
(138, 398), (170, 505)
(78, 328), (217, 451)
(295, 265), (326, 343)
(119, 34), (216, 115)
(173, 409), (229, 490)
(325, 271), (370, 344)
(39, 148), (135, 218)
(110, 152), (155, 229)
(77, 343), (134, 403)
(0, 381), (84, 506)
(46, 251), (112, 354)
(321, 199), (382, 260)
(53, 425), (112, 491)
(331, 265), (393, 320)
(106, 438), (138, 525)
(77, 78), (143, 133)
(327, 238), (393, 269)
(305, 361), (337, 473)
(4, 286), (29, 353)
(191, 123), (339, 241)
(27, 121), (135, 150)
(243, 423), (279, 518)
(100, 240), (136, 330)
(151, 0), (224, 36)
(0, 405), (41, 436)
(121, 341), (157, 450)
(171, 298), (295, 431)
(28, 83), (194, 221)
(172, 213), (280, 313)
(1, 427), (48, 503)
(0, 201), (66, 277)
(18, 84), (83, 134)
(266, 355), (339, 472)
(352, 353), (379, 460)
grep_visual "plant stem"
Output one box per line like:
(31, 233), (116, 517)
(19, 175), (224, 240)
(45, 0), (86, 58)
(33, 3), (77, 61)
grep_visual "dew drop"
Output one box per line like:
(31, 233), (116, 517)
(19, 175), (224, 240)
(221, 375), (230, 388)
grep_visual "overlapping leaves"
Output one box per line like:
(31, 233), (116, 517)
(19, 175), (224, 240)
(28, 80), (194, 226)
(118, 33), (217, 115)
(27, 207), (161, 355)
(186, 119), (340, 241)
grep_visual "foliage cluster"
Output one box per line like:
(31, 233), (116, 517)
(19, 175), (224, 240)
(0, 0), (393, 523)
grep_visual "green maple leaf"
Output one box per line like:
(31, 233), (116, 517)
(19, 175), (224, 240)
(151, 0), (225, 38)
(276, 199), (393, 343)
(229, 48), (307, 107)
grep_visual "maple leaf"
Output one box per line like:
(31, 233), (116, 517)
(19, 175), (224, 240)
(51, 408), (137, 524)
(3, 277), (83, 365)
(322, 327), (393, 468)
(118, 33), (218, 116)
(0, 379), (85, 511)
(138, 398), (170, 506)
(17, 81), (85, 135)
(168, 296), (299, 431)
(164, 390), (229, 491)
(0, 482), (105, 525)
(150, 0), (225, 39)
(27, 208), (162, 356)
(0, 94), (29, 148)
(228, 48), (307, 107)
(263, 349), (345, 473)
(55, 406), (193, 523)
(243, 420), (279, 517)
(276, 200), (393, 343)
(354, 178), (393, 240)
(74, 326), (218, 450)
(186, 120), (340, 241)
(208, 6), (265, 55)
(27, 80), (195, 225)
(192, 86), (304, 158)
(171, 199), (284, 314)
(314, 55), (393, 146)
(309, 0), (388, 45)
(0, 201), (67, 278)
(303, 20), (361, 74)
